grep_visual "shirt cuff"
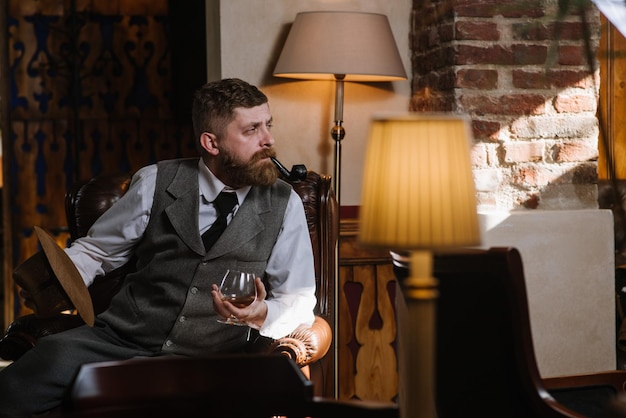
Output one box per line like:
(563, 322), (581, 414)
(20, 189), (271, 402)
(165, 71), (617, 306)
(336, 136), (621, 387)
(258, 300), (315, 340)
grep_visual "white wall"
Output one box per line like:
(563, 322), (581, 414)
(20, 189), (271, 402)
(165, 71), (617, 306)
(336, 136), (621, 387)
(480, 210), (616, 377)
(213, 0), (412, 207)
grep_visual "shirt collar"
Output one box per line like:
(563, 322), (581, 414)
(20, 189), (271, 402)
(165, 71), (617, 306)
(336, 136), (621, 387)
(198, 159), (250, 205)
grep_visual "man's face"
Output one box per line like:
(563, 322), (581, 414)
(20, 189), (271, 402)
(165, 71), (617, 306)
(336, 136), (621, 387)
(210, 104), (278, 188)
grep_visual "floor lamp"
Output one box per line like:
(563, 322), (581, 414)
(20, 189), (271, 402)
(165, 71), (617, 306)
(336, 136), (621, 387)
(273, 10), (406, 399)
(273, 11), (407, 206)
(358, 114), (481, 418)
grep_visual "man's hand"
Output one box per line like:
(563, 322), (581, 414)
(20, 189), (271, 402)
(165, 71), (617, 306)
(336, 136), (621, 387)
(211, 277), (267, 329)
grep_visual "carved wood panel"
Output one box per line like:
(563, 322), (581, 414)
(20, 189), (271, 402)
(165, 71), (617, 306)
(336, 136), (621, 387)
(338, 219), (399, 402)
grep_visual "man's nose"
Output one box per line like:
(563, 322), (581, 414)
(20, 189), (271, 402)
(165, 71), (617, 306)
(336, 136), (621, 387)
(262, 129), (275, 147)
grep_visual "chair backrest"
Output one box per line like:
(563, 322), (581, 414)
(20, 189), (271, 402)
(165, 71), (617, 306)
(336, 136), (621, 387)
(286, 171), (337, 397)
(395, 247), (582, 418)
(287, 171), (337, 322)
(436, 247), (583, 417)
(65, 173), (133, 241)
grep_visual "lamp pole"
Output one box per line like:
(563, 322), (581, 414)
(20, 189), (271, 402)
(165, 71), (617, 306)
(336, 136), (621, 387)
(330, 74), (345, 398)
(331, 74), (346, 208)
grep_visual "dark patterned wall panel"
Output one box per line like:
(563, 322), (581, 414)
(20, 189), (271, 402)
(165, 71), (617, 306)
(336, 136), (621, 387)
(6, 0), (202, 320)
(12, 120), (69, 229)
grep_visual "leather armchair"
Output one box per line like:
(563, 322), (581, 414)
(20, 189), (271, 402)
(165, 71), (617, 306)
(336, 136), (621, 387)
(0, 169), (336, 394)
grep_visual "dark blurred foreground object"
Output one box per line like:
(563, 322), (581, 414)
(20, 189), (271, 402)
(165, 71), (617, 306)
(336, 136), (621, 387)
(394, 247), (626, 418)
(43, 354), (398, 417)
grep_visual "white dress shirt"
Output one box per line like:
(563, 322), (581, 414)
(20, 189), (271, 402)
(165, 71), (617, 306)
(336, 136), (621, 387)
(65, 159), (317, 339)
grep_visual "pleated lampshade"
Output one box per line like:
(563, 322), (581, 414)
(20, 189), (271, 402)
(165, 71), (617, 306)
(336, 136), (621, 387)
(358, 113), (481, 250)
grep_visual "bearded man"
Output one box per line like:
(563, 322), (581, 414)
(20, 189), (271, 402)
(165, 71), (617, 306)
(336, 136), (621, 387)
(0, 78), (317, 417)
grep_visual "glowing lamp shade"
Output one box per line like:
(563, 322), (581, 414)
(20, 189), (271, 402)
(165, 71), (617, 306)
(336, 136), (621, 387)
(273, 11), (406, 82)
(359, 113), (481, 251)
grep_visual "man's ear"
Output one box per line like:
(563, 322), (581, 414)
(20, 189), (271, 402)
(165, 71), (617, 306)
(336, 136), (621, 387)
(199, 132), (219, 156)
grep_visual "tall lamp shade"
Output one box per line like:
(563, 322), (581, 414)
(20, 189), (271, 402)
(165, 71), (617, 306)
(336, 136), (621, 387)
(358, 113), (481, 418)
(273, 11), (407, 204)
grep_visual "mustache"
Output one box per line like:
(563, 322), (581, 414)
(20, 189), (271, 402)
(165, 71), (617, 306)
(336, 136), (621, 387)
(250, 148), (276, 164)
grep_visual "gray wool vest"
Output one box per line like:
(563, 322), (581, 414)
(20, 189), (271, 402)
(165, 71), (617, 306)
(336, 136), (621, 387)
(98, 158), (292, 356)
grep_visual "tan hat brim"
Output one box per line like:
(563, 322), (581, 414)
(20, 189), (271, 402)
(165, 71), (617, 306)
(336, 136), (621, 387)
(34, 226), (95, 327)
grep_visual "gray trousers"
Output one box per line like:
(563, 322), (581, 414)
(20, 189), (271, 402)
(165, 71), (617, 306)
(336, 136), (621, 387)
(0, 322), (156, 417)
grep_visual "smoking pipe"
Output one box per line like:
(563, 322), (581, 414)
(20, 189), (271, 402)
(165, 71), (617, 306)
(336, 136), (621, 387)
(271, 157), (307, 182)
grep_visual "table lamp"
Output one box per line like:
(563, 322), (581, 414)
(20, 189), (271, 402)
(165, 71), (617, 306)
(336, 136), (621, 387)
(358, 113), (481, 418)
(273, 10), (407, 205)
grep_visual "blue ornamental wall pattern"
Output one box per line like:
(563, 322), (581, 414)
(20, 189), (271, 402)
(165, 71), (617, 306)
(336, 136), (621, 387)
(10, 13), (172, 120)
(9, 15), (28, 113)
(5, 0), (198, 323)
(7, 9), (190, 185)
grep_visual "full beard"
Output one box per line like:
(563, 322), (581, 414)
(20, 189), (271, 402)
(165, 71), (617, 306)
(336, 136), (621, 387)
(219, 148), (278, 187)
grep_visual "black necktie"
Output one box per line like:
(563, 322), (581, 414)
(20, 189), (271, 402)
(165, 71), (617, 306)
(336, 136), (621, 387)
(202, 191), (238, 251)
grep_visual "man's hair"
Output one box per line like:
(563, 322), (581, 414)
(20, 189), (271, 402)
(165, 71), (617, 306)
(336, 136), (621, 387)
(192, 78), (268, 140)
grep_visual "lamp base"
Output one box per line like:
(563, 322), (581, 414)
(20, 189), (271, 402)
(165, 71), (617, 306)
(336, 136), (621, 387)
(396, 250), (438, 418)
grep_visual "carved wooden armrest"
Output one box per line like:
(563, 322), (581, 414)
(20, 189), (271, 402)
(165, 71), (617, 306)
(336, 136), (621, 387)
(269, 316), (332, 367)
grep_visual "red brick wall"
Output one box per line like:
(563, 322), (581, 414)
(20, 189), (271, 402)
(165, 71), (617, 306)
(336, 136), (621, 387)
(411, 0), (600, 210)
